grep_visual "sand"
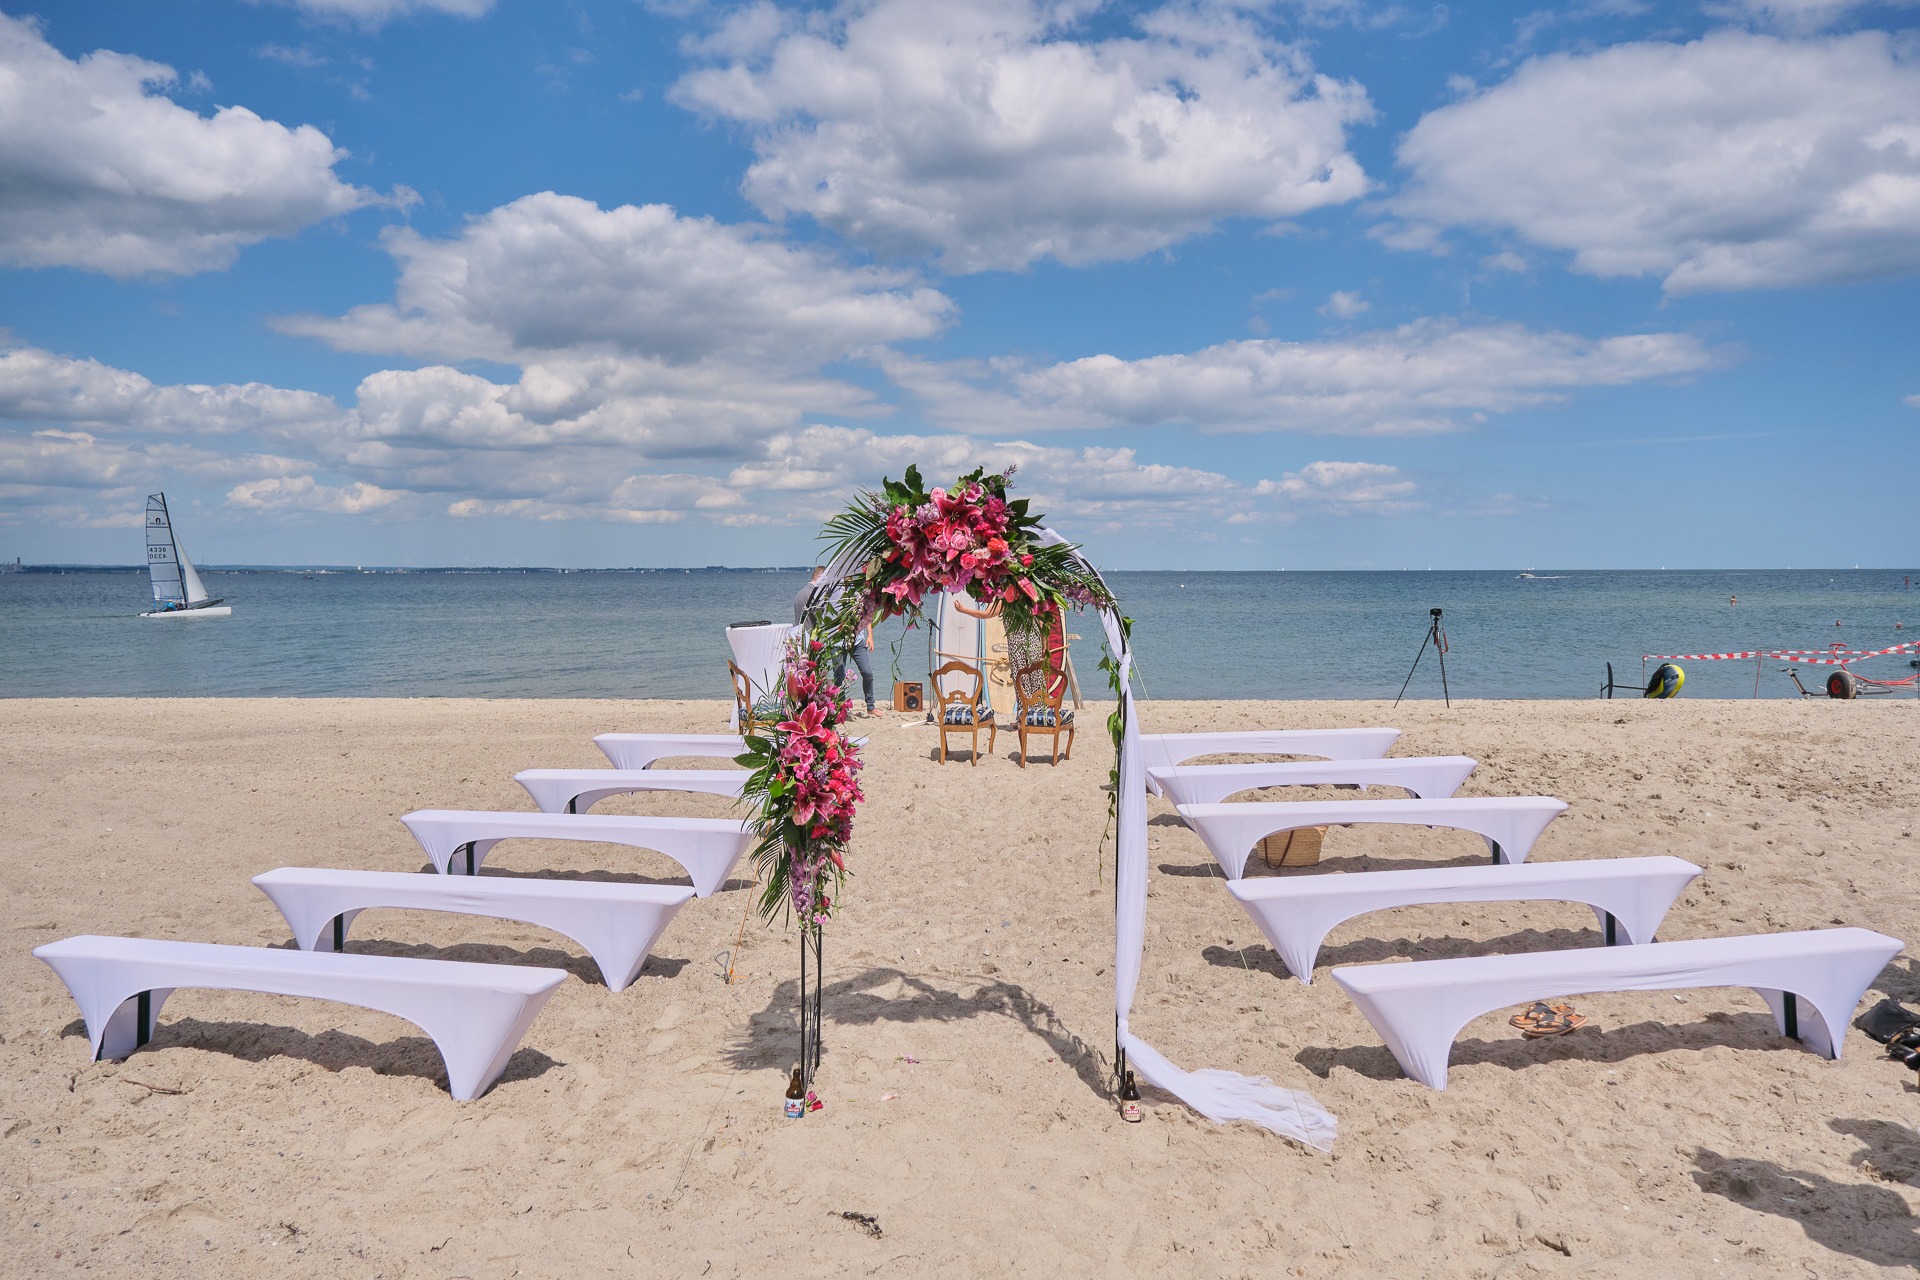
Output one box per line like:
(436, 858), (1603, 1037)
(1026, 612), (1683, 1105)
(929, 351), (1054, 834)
(1, 696), (1917, 1277)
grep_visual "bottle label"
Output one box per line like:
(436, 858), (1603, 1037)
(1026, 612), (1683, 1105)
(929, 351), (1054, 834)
(784, 1098), (805, 1119)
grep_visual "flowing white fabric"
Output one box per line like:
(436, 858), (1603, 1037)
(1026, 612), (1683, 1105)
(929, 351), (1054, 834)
(1331, 927), (1904, 1089)
(252, 867), (694, 992)
(400, 809), (754, 896)
(594, 733), (748, 770)
(1148, 756), (1478, 807)
(1177, 796), (1569, 879)
(1098, 604), (1339, 1151)
(513, 768), (748, 814)
(32, 935), (566, 1100)
(1225, 855), (1703, 984)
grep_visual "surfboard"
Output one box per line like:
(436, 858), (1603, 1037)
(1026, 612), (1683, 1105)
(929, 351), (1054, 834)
(931, 590), (984, 705)
(982, 612), (1015, 719)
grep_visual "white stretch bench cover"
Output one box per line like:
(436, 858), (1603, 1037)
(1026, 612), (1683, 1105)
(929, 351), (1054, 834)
(594, 733), (746, 770)
(1149, 756), (1477, 808)
(1332, 927), (1904, 1089)
(32, 934), (566, 1100)
(1142, 729), (1400, 795)
(401, 809), (754, 897)
(252, 867), (696, 991)
(1177, 796), (1568, 879)
(514, 768), (747, 814)
(1226, 855), (1702, 984)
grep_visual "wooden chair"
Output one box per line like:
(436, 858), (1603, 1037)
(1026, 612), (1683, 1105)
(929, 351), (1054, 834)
(932, 660), (995, 765)
(1012, 657), (1075, 767)
(729, 660), (784, 735)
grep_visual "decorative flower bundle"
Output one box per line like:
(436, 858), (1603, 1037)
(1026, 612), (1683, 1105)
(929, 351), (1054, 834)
(821, 464), (1112, 639)
(736, 636), (865, 929)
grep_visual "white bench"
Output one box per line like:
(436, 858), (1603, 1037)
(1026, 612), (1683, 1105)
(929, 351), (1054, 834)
(1225, 855), (1702, 984)
(1142, 729), (1401, 796)
(1149, 756), (1477, 808)
(252, 868), (695, 992)
(1176, 796), (1569, 879)
(594, 733), (747, 770)
(32, 935), (566, 1100)
(400, 809), (755, 897)
(514, 768), (748, 814)
(1331, 927), (1905, 1089)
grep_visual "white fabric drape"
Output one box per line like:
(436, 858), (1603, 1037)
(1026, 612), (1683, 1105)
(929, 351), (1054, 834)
(1097, 604), (1338, 1152)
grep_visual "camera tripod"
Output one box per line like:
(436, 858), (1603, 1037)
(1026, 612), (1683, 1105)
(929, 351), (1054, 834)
(1394, 607), (1451, 708)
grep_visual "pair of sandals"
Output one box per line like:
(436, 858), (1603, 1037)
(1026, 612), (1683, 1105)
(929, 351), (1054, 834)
(1509, 1000), (1589, 1039)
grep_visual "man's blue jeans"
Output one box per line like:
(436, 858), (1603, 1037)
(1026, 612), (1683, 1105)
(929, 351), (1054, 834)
(834, 639), (876, 712)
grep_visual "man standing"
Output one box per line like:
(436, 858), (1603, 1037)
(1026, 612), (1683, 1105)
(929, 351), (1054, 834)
(835, 617), (881, 719)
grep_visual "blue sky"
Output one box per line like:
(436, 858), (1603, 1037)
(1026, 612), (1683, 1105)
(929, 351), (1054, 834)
(1, 0), (1915, 569)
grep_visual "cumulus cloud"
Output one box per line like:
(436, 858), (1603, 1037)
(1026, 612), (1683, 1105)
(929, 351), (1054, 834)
(1253, 460), (1416, 511)
(671, 0), (1371, 271)
(1904, 393), (1920, 407)
(227, 475), (404, 515)
(0, 427), (307, 491)
(0, 345), (344, 436)
(884, 319), (1724, 435)
(0, 14), (401, 276)
(1391, 30), (1920, 292)
(280, 193), (952, 365)
(723, 424), (1409, 529)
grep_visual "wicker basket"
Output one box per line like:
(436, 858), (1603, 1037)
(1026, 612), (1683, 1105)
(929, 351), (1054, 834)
(1257, 826), (1326, 869)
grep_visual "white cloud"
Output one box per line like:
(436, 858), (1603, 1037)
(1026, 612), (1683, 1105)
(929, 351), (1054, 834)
(0, 14), (401, 276)
(0, 427), (306, 490)
(1318, 289), (1369, 317)
(885, 319), (1725, 435)
(0, 345), (344, 436)
(0, 342), (1431, 532)
(278, 193), (952, 365)
(248, 0), (492, 28)
(1253, 460), (1416, 511)
(671, 0), (1371, 271)
(1392, 30), (1920, 292)
(1480, 250), (1528, 272)
(227, 475), (404, 515)
(1904, 393), (1920, 407)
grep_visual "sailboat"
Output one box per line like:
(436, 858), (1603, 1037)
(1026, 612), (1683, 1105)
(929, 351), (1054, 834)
(140, 493), (230, 619)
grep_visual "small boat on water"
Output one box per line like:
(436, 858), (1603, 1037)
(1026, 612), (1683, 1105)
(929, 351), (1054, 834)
(141, 492), (230, 619)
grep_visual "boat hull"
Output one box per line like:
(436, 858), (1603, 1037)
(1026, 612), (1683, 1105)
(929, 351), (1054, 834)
(140, 605), (231, 619)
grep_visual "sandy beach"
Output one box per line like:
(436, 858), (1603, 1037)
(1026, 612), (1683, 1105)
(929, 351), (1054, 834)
(2, 696), (1916, 1277)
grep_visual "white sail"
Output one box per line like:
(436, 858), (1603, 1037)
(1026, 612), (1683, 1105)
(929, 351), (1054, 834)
(145, 493), (185, 605)
(178, 542), (211, 605)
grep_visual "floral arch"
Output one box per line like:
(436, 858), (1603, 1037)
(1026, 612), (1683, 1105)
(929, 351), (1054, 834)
(737, 466), (1334, 1151)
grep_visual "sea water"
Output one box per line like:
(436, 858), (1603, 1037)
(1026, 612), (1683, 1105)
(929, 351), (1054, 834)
(1, 567), (1914, 700)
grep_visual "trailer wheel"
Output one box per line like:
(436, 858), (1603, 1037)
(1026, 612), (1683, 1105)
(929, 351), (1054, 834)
(1827, 670), (1858, 699)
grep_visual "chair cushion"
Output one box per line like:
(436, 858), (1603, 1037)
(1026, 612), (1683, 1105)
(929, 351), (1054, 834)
(1022, 706), (1073, 727)
(943, 703), (992, 725)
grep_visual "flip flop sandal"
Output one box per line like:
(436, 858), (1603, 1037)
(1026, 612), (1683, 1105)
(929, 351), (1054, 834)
(1510, 1000), (1577, 1031)
(1510, 1002), (1557, 1030)
(1524, 1012), (1590, 1040)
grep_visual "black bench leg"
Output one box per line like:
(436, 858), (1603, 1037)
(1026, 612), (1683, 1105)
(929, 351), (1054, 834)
(1489, 841), (1503, 865)
(1604, 913), (1618, 946)
(332, 914), (346, 952)
(566, 797), (577, 815)
(134, 990), (151, 1050)
(1783, 992), (1799, 1041)
(460, 841), (476, 876)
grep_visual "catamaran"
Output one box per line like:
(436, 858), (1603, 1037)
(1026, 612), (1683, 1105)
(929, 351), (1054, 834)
(141, 492), (229, 619)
